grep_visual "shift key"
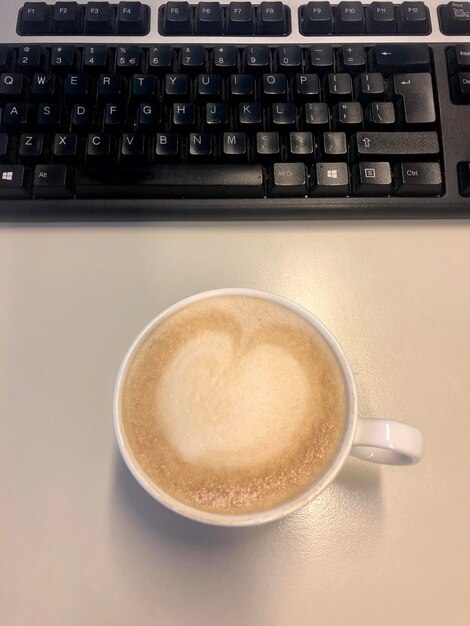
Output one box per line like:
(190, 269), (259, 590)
(354, 131), (439, 156)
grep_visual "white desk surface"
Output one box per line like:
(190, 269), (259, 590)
(1, 220), (470, 626)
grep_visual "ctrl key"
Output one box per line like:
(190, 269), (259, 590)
(270, 162), (308, 197)
(395, 162), (442, 196)
(0, 165), (32, 199)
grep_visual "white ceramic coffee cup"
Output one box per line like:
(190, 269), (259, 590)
(114, 288), (424, 527)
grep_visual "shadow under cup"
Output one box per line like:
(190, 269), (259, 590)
(113, 288), (358, 527)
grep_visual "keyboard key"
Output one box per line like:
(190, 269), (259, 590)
(304, 102), (329, 128)
(271, 102), (296, 126)
(356, 73), (385, 102)
(448, 43), (470, 74)
(289, 132), (314, 157)
(339, 45), (366, 75)
(354, 131), (439, 156)
(116, 46), (142, 72)
(20, 2), (51, 35)
(35, 100), (62, 126)
(335, 1), (364, 34)
(162, 1), (193, 35)
(262, 74), (287, 97)
(104, 103), (126, 127)
(86, 133), (114, 160)
(205, 102), (228, 126)
(172, 102), (196, 126)
(196, 2), (224, 35)
(238, 102), (262, 126)
(353, 161), (392, 195)
(397, 1), (429, 33)
(271, 162), (308, 196)
(131, 74), (158, 98)
(0, 134), (12, 162)
(85, 2), (115, 34)
(223, 132), (247, 158)
(458, 162), (470, 196)
(257, 2), (288, 35)
(393, 73), (435, 124)
(2, 103), (32, 129)
(120, 132), (146, 160)
(53, 2), (83, 35)
(33, 164), (73, 198)
(295, 74), (320, 99)
(365, 101), (395, 127)
(276, 46), (302, 73)
(371, 45), (431, 73)
(213, 47), (238, 72)
(0, 74), (26, 98)
(439, 1), (470, 35)
(83, 46), (109, 71)
(75, 164), (265, 197)
(327, 73), (353, 101)
(0, 165), (32, 199)
(53, 133), (79, 159)
(256, 132), (280, 158)
(0, 46), (13, 73)
(394, 162), (442, 195)
(71, 103), (95, 127)
(321, 131), (348, 158)
(230, 74), (254, 97)
(180, 46), (206, 72)
(165, 74), (188, 97)
(19, 133), (44, 160)
(301, 1), (333, 34)
(366, 2), (396, 33)
(155, 133), (179, 158)
(196, 74), (221, 98)
(51, 45), (77, 72)
(451, 72), (470, 103)
(137, 102), (162, 128)
(333, 102), (362, 130)
(227, 2), (255, 35)
(312, 162), (350, 195)
(307, 45), (334, 74)
(189, 133), (214, 157)
(17, 46), (46, 74)
(117, 2), (149, 34)
(244, 46), (270, 72)
(98, 74), (125, 100)
(148, 46), (173, 73)
(65, 74), (91, 99)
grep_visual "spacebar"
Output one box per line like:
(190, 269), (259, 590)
(75, 164), (265, 198)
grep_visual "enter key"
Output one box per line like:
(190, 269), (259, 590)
(393, 73), (436, 125)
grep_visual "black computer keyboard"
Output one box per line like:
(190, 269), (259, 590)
(0, 0), (469, 219)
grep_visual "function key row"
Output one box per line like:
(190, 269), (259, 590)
(18, 1), (150, 36)
(300, 1), (430, 35)
(0, 44), (432, 75)
(160, 2), (291, 36)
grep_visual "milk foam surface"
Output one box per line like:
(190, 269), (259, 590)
(121, 296), (347, 515)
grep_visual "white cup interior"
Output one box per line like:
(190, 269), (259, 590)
(114, 288), (358, 526)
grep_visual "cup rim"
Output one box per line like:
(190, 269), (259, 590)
(113, 288), (358, 526)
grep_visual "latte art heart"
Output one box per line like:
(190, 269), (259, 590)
(122, 295), (346, 515)
(156, 331), (313, 470)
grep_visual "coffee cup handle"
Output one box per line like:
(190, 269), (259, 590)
(350, 419), (424, 465)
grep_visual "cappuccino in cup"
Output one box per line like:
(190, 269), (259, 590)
(120, 295), (347, 515)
